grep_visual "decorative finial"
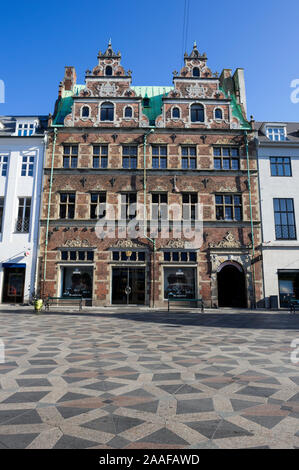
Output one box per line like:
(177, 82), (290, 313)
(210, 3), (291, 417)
(108, 38), (112, 46)
(193, 40), (197, 48)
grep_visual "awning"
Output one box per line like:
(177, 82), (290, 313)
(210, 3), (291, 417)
(2, 263), (26, 268)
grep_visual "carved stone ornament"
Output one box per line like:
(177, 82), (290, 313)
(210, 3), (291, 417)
(186, 84), (207, 98)
(95, 82), (118, 97)
(209, 232), (241, 249)
(114, 239), (145, 248)
(164, 239), (186, 249)
(64, 238), (91, 248)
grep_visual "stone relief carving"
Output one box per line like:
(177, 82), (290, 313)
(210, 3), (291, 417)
(64, 238), (91, 248)
(186, 84), (207, 98)
(163, 239), (186, 249)
(94, 82), (118, 97)
(114, 239), (145, 248)
(209, 232), (241, 248)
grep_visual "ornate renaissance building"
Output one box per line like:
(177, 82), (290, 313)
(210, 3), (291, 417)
(38, 41), (263, 308)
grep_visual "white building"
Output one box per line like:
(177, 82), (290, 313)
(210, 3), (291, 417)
(255, 121), (299, 308)
(0, 116), (47, 304)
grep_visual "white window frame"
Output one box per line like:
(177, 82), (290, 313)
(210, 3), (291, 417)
(123, 105), (134, 119)
(21, 154), (35, 176)
(266, 126), (287, 142)
(0, 154), (8, 176)
(16, 122), (36, 136)
(16, 197), (31, 233)
(80, 105), (91, 119)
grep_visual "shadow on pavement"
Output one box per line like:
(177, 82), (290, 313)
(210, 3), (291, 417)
(1, 308), (299, 330)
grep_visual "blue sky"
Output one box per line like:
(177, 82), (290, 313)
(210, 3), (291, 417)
(1, 0), (299, 122)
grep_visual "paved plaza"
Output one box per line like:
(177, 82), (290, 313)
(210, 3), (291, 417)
(0, 306), (298, 449)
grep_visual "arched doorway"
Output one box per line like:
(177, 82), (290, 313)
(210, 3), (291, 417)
(217, 262), (247, 308)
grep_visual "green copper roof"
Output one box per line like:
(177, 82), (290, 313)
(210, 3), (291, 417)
(132, 86), (173, 125)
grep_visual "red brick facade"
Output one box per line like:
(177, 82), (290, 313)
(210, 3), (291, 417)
(39, 42), (263, 308)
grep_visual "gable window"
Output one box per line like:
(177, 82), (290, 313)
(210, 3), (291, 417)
(90, 192), (106, 219)
(215, 194), (242, 221)
(100, 102), (114, 121)
(0, 155), (8, 176)
(63, 145), (78, 168)
(274, 198), (296, 240)
(0, 198), (4, 233)
(105, 66), (113, 76)
(181, 146), (196, 169)
(17, 123), (35, 136)
(21, 155), (34, 176)
(16, 197), (31, 232)
(172, 107), (180, 119)
(215, 108), (223, 120)
(193, 67), (200, 77)
(81, 106), (90, 118)
(124, 106), (133, 118)
(59, 193), (75, 219)
(267, 127), (287, 141)
(152, 145), (167, 169)
(214, 147), (240, 170)
(122, 145), (137, 169)
(93, 145), (108, 168)
(191, 104), (204, 123)
(270, 157), (292, 176)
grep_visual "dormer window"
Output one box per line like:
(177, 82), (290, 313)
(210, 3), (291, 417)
(105, 66), (113, 76)
(267, 127), (287, 141)
(17, 123), (35, 136)
(193, 67), (200, 77)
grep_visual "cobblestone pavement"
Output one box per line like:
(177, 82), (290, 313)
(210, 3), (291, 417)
(0, 307), (298, 449)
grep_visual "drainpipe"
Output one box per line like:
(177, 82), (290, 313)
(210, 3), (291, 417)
(244, 130), (256, 308)
(43, 127), (57, 296)
(143, 128), (156, 307)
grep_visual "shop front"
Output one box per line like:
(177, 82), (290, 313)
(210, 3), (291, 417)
(60, 265), (93, 299)
(1, 263), (26, 303)
(278, 270), (299, 307)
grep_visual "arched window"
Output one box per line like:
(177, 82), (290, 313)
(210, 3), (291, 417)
(215, 108), (223, 120)
(172, 107), (180, 119)
(82, 106), (90, 118)
(100, 102), (114, 121)
(191, 104), (204, 123)
(105, 66), (112, 76)
(193, 67), (200, 77)
(124, 106), (133, 118)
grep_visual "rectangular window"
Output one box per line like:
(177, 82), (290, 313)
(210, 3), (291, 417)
(0, 197), (4, 232)
(152, 193), (168, 220)
(163, 251), (197, 262)
(213, 147), (240, 170)
(270, 157), (292, 176)
(93, 145), (108, 168)
(60, 250), (94, 261)
(17, 123), (35, 136)
(152, 145), (167, 169)
(90, 192), (106, 219)
(0, 155), (8, 176)
(121, 193), (137, 220)
(59, 193), (75, 219)
(164, 267), (196, 299)
(63, 145), (78, 169)
(181, 146), (197, 169)
(122, 146), (137, 169)
(267, 127), (286, 141)
(182, 193), (198, 220)
(215, 194), (242, 221)
(21, 155), (34, 176)
(274, 198), (296, 240)
(16, 197), (31, 232)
